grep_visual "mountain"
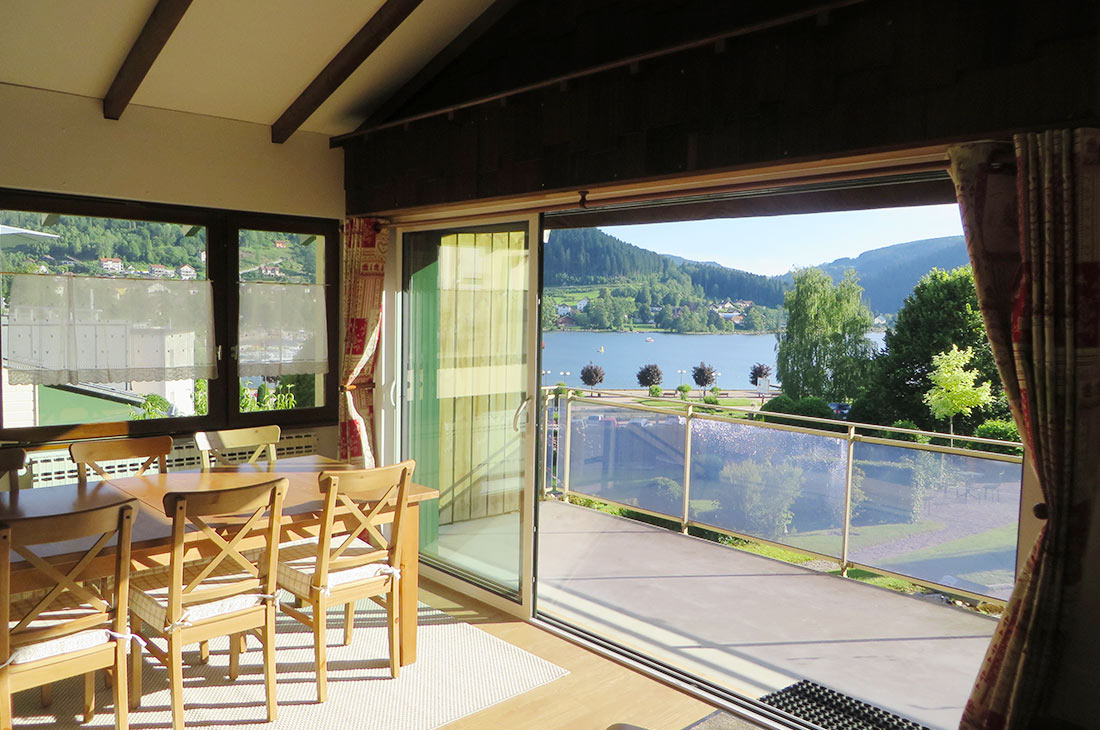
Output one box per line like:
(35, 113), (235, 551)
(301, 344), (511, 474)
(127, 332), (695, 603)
(791, 235), (968, 314)
(545, 228), (785, 306)
(546, 228), (968, 315)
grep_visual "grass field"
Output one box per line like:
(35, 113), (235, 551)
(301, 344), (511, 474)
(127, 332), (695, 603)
(787, 520), (946, 556)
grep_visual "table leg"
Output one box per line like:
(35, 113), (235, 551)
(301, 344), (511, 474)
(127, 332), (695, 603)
(399, 502), (420, 666)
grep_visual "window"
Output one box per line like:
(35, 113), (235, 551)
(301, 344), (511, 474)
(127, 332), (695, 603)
(237, 229), (327, 413)
(0, 190), (337, 441)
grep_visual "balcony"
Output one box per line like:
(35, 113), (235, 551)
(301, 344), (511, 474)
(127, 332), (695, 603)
(537, 391), (1021, 730)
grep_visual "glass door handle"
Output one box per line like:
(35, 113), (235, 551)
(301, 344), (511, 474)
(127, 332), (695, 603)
(513, 396), (532, 432)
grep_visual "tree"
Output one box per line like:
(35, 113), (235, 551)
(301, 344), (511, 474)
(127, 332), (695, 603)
(580, 362), (605, 391)
(636, 363), (663, 388)
(850, 267), (999, 432)
(691, 361), (716, 396)
(923, 344), (993, 444)
(749, 362), (771, 386)
(776, 268), (874, 401)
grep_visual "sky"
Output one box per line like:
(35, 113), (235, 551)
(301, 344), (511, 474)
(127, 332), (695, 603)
(599, 203), (964, 276)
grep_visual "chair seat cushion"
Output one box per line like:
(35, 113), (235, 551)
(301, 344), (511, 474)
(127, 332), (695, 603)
(7, 629), (111, 666)
(7, 595), (112, 666)
(277, 536), (395, 598)
(130, 563), (265, 633)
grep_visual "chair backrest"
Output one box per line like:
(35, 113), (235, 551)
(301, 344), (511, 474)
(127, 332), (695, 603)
(0, 447), (26, 493)
(69, 435), (173, 487)
(0, 498), (137, 660)
(161, 478), (287, 626)
(193, 426), (280, 471)
(314, 461), (415, 587)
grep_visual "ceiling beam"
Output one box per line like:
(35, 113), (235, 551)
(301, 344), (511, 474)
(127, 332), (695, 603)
(103, 0), (194, 120)
(271, 0), (426, 144)
(354, 0), (523, 132)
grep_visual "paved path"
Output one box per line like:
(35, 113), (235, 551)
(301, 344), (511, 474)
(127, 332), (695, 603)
(537, 501), (997, 730)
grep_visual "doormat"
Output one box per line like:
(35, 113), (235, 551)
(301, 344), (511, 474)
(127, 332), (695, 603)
(760, 680), (931, 730)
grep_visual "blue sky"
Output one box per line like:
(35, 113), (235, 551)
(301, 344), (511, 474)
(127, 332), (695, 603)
(599, 203), (964, 276)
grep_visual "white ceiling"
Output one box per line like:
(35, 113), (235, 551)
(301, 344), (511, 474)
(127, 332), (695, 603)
(0, 0), (497, 136)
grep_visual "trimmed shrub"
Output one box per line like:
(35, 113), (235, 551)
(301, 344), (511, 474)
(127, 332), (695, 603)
(676, 384), (692, 400)
(554, 381), (568, 396)
(703, 394), (719, 405)
(970, 419), (1023, 455)
(717, 459), (804, 539)
(881, 419), (931, 443)
(648, 384), (663, 398)
(649, 476), (683, 516)
(580, 362), (605, 388)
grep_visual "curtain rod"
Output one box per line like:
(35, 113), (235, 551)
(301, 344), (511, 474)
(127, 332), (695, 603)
(332, 0), (869, 146)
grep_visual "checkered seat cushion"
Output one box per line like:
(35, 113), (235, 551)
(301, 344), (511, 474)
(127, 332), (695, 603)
(6, 593), (112, 666)
(276, 536), (396, 598)
(130, 562), (266, 633)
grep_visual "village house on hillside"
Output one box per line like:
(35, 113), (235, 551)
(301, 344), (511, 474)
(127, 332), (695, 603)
(99, 257), (122, 273)
(177, 264), (196, 280)
(149, 263), (171, 277)
(259, 264), (282, 277)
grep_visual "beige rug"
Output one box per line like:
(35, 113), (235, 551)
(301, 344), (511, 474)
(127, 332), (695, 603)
(12, 601), (568, 730)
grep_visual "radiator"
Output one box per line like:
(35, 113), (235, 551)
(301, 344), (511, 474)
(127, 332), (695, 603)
(26, 430), (319, 488)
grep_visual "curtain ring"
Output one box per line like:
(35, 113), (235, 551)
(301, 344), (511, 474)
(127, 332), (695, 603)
(1033, 502), (1049, 520)
(339, 384), (357, 393)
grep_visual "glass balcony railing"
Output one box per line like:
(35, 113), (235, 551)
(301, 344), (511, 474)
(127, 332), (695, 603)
(540, 389), (1022, 602)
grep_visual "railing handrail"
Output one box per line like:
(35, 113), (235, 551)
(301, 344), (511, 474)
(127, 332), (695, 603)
(540, 385), (1024, 456)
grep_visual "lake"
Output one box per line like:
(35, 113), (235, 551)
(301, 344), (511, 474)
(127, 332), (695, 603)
(540, 330), (886, 390)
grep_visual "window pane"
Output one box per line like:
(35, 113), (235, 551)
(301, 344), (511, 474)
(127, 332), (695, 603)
(0, 210), (209, 427)
(237, 229), (326, 412)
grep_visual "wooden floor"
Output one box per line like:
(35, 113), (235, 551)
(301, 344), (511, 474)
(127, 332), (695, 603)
(419, 579), (718, 730)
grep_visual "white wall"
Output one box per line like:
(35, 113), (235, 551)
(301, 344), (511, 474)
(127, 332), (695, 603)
(0, 84), (343, 218)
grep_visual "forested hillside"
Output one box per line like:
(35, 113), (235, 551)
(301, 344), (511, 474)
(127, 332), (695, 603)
(545, 228), (785, 306)
(784, 236), (968, 314)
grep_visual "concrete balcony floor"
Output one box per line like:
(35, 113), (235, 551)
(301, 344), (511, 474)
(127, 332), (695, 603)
(536, 500), (998, 730)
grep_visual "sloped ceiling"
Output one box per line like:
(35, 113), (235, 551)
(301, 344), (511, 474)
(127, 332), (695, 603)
(0, 0), (496, 137)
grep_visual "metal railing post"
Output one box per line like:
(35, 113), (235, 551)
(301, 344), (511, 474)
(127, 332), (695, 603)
(561, 394), (573, 499)
(540, 394), (551, 499)
(681, 404), (693, 534)
(840, 424), (856, 576)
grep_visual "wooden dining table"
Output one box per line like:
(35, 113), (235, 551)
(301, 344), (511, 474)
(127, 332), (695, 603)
(3, 454), (439, 666)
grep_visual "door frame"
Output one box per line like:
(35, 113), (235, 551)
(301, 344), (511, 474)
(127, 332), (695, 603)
(380, 213), (540, 620)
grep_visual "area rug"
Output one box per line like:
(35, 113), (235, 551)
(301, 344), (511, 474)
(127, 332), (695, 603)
(12, 600), (568, 730)
(760, 680), (930, 730)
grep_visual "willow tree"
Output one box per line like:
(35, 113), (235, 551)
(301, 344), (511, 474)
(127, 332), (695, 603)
(776, 268), (874, 401)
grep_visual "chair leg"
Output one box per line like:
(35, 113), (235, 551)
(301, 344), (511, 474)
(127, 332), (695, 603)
(228, 632), (241, 681)
(0, 676), (12, 730)
(103, 667), (113, 689)
(313, 597), (328, 703)
(83, 671), (95, 723)
(199, 640), (209, 664)
(343, 601), (355, 646)
(114, 638), (130, 730)
(263, 603), (278, 722)
(168, 632), (185, 730)
(387, 589), (400, 679)
(38, 683), (51, 707)
(129, 621), (144, 710)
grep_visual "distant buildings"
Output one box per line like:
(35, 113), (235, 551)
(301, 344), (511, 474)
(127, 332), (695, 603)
(99, 257), (122, 273)
(178, 264), (196, 280)
(149, 264), (171, 277)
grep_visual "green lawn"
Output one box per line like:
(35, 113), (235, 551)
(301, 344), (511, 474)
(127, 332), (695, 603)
(880, 523), (1017, 565)
(787, 520), (946, 555)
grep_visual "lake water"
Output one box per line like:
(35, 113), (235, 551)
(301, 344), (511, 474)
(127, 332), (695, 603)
(540, 330), (886, 390)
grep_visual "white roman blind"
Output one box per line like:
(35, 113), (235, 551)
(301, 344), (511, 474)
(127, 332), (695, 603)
(238, 282), (328, 377)
(3, 274), (217, 385)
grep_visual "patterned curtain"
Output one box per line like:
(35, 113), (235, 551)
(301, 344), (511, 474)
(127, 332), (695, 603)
(950, 130), (1100, 728)
(338, 217), (388, 467)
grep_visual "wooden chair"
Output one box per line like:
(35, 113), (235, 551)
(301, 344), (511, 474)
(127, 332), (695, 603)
(276, 460), (415, 702)
(128, 477), (286, 730)
(193, 426), (280, 471)
(0, 448), (26, 493)
(70, 436), (173, 487)
(0, 497), (137, 730)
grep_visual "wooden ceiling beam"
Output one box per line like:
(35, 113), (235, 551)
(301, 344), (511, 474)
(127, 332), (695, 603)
(271, 0), (425, 144)
(354, 0), (523, 132)
(103, 0), (194, 120)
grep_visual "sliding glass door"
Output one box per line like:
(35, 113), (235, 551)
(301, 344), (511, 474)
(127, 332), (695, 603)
(402, 221), (535, 597)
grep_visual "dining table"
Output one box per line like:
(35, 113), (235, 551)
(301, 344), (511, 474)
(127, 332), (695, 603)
(2, 454), (439, 666)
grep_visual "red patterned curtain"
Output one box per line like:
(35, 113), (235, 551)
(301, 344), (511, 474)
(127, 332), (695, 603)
(338, 217), (388, 467)
(951, 130), (1100, 729)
